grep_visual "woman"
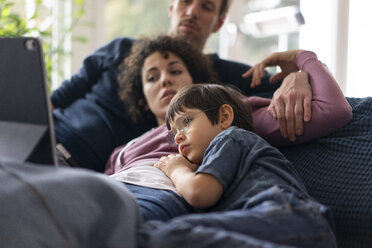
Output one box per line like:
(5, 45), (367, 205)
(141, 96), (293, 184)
(105, 36), (352, 223)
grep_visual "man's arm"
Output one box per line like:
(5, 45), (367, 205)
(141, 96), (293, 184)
(50, 38), (134, 108)
(154, 154), (223, 209)
(210, 54), (280, 98)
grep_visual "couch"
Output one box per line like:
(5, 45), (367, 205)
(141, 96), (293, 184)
(280, 97), (372, 248)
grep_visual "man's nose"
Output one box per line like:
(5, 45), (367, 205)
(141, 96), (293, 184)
(185, 2), (200, 18)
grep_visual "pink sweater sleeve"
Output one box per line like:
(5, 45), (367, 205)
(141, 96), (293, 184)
(248, 51), (352, 146)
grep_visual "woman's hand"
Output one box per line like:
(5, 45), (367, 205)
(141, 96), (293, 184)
(242, 49), (303, 87)
(242, 50), (312, 141)
(268, 71), (312, 141)
(154, 154), (199, 178)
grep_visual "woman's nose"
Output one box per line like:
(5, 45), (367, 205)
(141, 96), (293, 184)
(161, 74), (173, 87)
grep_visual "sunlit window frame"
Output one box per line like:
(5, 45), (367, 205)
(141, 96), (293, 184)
(51, 0), (72, 90)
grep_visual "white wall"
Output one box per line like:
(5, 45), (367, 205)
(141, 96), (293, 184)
(346, 1), (372, 97)
(299, 0), (343, 89)
(294, 0), (372, 97)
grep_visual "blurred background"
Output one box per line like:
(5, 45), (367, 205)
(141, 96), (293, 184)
(2, 0), (371, 97)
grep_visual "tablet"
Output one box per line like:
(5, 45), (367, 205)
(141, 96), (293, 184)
(0, 37), (57, 165)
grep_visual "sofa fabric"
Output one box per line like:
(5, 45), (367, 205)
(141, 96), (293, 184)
(280, 97), (372, 248)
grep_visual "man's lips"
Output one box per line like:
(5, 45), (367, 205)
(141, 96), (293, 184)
(179, 20), (199, 33)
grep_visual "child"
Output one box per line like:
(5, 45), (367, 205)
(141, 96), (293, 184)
(154, 83), (337, 247)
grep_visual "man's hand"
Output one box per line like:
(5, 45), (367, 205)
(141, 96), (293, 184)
(154, 154), (198, 178)
(242, 49), (303, 88)
(241, 50), (312, 141)
(269, 71), (312, 141)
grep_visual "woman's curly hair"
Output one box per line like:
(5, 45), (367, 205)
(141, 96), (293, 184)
(117, 35), (218, 123)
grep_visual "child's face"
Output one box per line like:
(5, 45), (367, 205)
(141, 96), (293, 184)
(142, 51), (193, 125)
(170, 107), (223, 164)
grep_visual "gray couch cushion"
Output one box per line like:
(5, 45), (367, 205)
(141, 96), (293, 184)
(280, 97), (372, 248)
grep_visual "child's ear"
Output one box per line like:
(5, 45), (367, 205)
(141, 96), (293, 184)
(219, 104), (234, 129)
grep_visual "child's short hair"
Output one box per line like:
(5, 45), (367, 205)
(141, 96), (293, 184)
(166, 84), (253, 132)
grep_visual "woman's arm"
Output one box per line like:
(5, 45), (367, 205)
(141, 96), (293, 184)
(247, 51), (352, 146)
(154, 154), (223, 209)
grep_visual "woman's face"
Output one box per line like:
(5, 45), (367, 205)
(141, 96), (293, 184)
(142, 51), (193, 125)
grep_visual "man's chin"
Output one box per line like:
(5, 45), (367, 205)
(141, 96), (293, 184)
(175, 30), (203, 50)
(178, 31), (197, 41)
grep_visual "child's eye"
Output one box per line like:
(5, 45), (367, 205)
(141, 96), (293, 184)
(183, 116), (192, 127)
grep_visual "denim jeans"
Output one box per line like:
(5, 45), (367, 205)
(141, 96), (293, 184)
(126, 184), (197, 221)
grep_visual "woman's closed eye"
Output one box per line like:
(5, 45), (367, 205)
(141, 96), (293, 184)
(170, 69), (183, 76)
(146, 72), (159, 83)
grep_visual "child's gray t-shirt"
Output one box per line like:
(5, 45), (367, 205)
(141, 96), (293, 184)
(196, 126), (309, 211)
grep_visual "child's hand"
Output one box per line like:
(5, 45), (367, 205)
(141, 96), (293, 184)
(154, 154), (198, 178)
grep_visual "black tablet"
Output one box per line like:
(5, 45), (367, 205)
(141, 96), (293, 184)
(0, 37), (57, 165)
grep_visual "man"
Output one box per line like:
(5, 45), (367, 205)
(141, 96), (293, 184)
(51, 0), (311, 172)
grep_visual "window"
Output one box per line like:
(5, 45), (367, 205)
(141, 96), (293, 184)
(219, 0), (301, 74)
(7, 0), (371, 97)
(104, 0), (170, 41)
(220, 0), (372, 97)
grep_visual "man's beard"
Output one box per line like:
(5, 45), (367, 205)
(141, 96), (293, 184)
(177, 30), (203, 50)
